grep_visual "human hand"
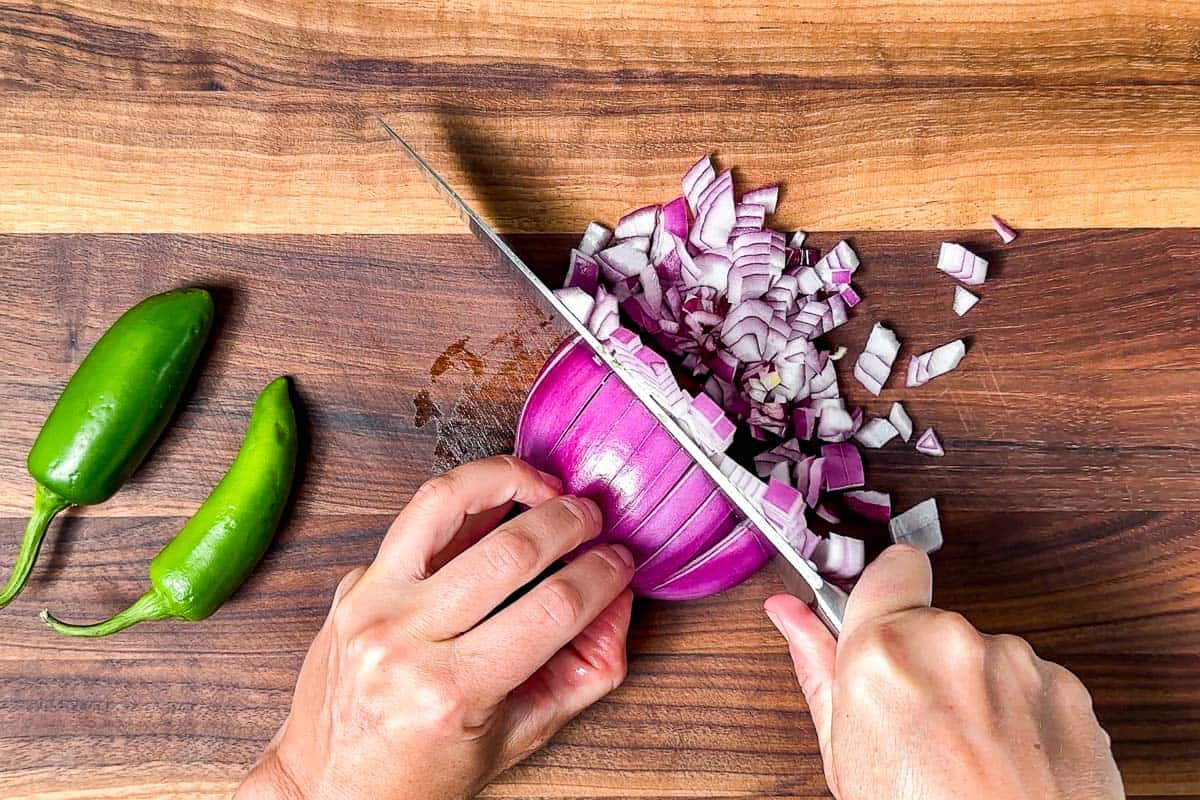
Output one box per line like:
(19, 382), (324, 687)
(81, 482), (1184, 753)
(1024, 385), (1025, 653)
(765, 545), (1123, 800)
(236, 455), (635, 800)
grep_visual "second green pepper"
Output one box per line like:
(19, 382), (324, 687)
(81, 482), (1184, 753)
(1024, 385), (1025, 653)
(40, 376), (299, 637)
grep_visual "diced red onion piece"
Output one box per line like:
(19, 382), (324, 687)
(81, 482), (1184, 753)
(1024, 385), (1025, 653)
(889, 498), (942, 553)
(588, 286), (619, 340)
(553, 286), (595, 323)
(888, 402), (914, 442)
(615, 205), (660, 240)
(682, 155), (716, 213)
(821, 442), (865, 490)
(565, 249), (600, 295)
(840, 285), (862, 307)
(953, 286), (980, 317)
(937, 242), (988, 286)
(829, 346), (848, 362)
(815, 502), (840, 524)
(598, 240), (650, 278)
(991, 214), (1017, 244)
(844, 489), (891, 523)
(915, 427), (944, 457)
(906, 339), (966, 388)
(788, 230), (807, 248)
(741, 185), (780, 215)
(853, 323), (901, 396)
(661, 196), (689, 237)
(812, 533), (865, 581)
(814, 240), (860, 287)
(854, 417), (899, 448)
(578, 221), (612, 256)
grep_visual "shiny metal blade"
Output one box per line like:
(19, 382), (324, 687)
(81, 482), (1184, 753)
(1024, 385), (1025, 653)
(377, 116), (846, 636)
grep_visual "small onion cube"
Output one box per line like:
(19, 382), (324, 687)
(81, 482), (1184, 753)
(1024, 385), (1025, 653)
(588, 287), (619, 340)
(813, 240), (860, 287)
(888, 402), (914, 442)
(854, 417), (899, 448)
(661, 196), (689, 239)
(598, 241), (650, 278)
(793, 406), (817, 440)
(830, 268), (853, 285)
(815, 502), (841, 524)
(821, 442), (865, 490)
(844, 489), (891, 523)
(812, 533), (865, 581)
(889, 498), (942, 553)
(615, 205), (659, 240)
(741, 185), (780, 215)
(906, 339), (966, 388)
(788, 230), (807, 248)
(991, 214), (1018, 244)
(853, 323), (901, 396)
(578, 221), (612, 256)
(565, 249), (600, 294)
(553, 287), (595, 323)
(840, 285), (862, 307)
(953, 286), (980, 317)
(937, 242), (988, 286)
(763, 479), (805, 522)
(682, 155), (716, 213)
(915, 427), (944, 457)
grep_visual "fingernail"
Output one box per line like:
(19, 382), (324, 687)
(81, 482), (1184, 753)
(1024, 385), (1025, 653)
(765, 609), (790, 643)
(537, 470), (564, 491)
(609, 543), (635, 570)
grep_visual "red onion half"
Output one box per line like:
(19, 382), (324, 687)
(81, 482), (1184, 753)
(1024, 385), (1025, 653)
(516, 338), (768, 599)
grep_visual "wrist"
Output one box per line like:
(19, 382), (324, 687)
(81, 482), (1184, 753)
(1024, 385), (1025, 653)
(236, 749), (307, 800)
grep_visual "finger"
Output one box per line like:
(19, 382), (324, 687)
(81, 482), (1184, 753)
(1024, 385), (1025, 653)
(765, 593), (836, 790)
(501, 589), (633, 765)
(427, 502), (515, 574)
(455, 543), (635, 707)
(841, 544), (932, 641)
(411, 495), (603, 640)
(369, 456), (562, 583)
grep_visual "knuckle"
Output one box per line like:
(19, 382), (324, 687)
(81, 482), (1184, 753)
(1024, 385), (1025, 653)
(935, 611), (986, 667)
(994, 633), (1037, 663)
(1049, 665), (1094, 707)
(403, 666), (468, 732)
(535, 579), (587, 628)
(485, 528), (542, 577)
(412, 474), (456, 510)
(343, 621), (395, 671)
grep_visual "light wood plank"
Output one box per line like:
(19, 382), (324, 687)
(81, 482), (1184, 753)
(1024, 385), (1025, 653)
(2, 88), (1199, 233)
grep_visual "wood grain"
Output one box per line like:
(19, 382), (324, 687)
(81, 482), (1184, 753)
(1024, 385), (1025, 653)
(3, 87), (1200, 233)
(0, 233), (1197, 798)
(3, 0), (1200, 91)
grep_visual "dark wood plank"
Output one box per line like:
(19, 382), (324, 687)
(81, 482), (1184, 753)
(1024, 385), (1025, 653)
(2, 0), (1199, 91)
(0, 232), (1197, 798)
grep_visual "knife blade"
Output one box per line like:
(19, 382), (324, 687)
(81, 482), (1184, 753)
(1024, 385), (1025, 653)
(377, 116), (847, 636)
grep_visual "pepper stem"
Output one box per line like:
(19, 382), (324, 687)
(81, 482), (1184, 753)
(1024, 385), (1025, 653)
(40, 589), (171, 637)
(0, 483), (70, 609)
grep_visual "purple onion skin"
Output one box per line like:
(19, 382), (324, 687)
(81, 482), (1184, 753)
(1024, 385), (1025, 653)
(645, 524), (772, 601)
(516, 338), (763, 600)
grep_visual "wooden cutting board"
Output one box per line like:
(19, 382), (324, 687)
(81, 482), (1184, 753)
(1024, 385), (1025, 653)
(1, 3), (1198, 798)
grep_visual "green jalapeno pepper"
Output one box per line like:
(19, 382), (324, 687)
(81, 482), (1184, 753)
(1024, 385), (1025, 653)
(0, 288), (214, 609)
(40, 376), (298, 637)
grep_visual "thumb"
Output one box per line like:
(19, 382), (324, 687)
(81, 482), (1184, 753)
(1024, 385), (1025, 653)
(765, 593), (837, 789)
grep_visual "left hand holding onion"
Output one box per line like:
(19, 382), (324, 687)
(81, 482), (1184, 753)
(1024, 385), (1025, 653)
(235, 455), (635, 800)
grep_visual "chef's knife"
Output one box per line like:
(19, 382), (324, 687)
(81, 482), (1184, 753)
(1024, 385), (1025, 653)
(377, 117), (848, 636)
